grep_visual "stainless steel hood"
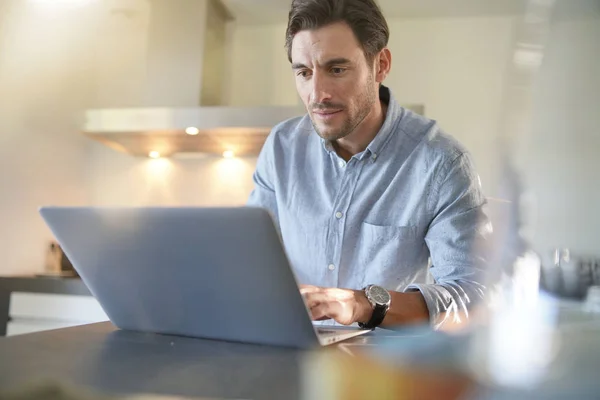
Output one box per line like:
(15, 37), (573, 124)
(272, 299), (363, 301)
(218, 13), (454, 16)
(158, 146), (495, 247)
(83, 0), (304, 158)
(84, 105), (304, 158)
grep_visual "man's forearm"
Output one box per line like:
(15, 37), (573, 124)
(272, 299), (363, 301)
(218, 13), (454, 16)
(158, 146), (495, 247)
(355, 290), (430, 328)
(383, 291), (430, 327)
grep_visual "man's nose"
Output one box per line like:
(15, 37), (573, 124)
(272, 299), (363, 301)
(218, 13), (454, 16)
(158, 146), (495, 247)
(310, 72), (333, 105)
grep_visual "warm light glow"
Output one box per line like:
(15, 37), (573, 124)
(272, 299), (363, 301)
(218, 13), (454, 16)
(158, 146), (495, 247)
(223, 150), (235, 159)
(148, 151), (160, 159)
(146, 157), (172, 176)
(143, 158), (176, 204)
(212, 158), (254, 196)
(185, 127), (199, 135)
(29, 0), (95, 5)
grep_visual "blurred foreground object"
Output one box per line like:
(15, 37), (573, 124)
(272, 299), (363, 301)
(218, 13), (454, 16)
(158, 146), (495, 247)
(0, 382), (233, 400)
(300, 349), (474, 400)
(466, 0), (600, 396)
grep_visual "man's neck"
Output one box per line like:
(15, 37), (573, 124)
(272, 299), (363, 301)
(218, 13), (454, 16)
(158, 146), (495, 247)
(333, 100), (388, 161)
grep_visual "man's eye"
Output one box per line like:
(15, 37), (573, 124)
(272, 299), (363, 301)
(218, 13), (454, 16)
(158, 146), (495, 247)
(297, 70), (311, 78)
(331, 68), (345, 75)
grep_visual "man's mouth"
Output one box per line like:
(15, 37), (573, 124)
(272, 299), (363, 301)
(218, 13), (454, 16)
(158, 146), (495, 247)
(313, 109), (343, 118)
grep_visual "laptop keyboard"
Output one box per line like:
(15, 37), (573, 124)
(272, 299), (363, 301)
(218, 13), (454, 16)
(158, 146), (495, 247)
(317, 329), (338, 335)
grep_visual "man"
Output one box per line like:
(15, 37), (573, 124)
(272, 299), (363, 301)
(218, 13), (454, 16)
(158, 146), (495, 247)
(247, 0), (489, 329)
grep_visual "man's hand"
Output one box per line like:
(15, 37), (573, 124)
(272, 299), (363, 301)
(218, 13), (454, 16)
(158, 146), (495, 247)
(299, 284), (373, 326)
(300, 284), (431, 328)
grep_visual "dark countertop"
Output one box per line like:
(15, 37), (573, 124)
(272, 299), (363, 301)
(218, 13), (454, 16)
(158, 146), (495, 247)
(4, 319), (599, 399)
(0, 322), (397, 400)
(0, 279), (474, 399)
(0, 275), (91, 296)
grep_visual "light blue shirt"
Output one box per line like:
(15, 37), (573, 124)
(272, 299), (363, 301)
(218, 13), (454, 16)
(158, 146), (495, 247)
(247, 86), (489, 327)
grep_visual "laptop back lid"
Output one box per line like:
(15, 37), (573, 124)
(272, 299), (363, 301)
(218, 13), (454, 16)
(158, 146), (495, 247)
(40, 206), (319, 348)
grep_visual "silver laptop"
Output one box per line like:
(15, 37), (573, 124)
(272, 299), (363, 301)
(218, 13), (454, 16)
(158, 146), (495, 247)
(39, 206), (370, 348)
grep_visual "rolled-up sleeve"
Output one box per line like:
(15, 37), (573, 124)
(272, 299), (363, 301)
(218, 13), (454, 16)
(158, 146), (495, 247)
(247, 132), (280, 229)
(406, 152), (491, 328)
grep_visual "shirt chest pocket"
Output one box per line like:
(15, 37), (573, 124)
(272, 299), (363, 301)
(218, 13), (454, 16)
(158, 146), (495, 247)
(355, 222), (423, 286)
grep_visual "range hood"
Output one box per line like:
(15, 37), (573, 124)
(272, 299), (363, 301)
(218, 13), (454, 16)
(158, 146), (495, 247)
(83, 0), (304, 158)
(84, 106), (304, 158)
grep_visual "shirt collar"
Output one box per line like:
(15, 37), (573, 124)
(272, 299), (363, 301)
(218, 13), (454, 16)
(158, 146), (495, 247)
(364, 85), (402, 160)
(320, 85), (403, 161)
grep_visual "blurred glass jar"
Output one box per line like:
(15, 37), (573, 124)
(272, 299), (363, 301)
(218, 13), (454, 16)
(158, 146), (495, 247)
(540, 248), (600, 299)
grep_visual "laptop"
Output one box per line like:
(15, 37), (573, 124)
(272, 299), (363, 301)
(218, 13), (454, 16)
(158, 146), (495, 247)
(39, 206), (371, 348)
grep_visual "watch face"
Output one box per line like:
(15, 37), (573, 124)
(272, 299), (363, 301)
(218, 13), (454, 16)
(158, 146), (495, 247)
(368, 285), (391, 305)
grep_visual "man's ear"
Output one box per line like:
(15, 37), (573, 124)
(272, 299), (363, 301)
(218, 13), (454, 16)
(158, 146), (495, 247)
(375, 48), (392, 84)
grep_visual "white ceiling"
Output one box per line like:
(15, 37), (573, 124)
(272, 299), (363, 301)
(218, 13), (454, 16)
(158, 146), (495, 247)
(221, 0), (527, 25)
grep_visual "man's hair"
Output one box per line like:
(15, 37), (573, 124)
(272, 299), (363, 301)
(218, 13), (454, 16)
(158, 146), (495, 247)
(285, 0), (389, 63)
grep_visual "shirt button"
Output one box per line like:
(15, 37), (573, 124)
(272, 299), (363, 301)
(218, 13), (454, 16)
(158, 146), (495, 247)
(328, 264), (336, 271)
(371, 153), (378, 161)
(338, 161), (346, 168)
(335, 211), (343, 219)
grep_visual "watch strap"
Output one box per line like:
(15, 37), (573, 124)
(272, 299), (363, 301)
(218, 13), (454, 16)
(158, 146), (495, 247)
(358, 303), (387, 329)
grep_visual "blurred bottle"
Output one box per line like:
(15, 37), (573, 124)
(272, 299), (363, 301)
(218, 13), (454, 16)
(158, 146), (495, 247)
(43, 241), (77, 277)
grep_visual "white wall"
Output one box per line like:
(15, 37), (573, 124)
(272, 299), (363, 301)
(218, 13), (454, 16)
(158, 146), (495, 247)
(88, 145), (256, 207)
(226, 17), (517, 195)
(387, 17), (515, 197)
(227, 23), (300, 107)
(0, 1), (96, 275)
(519, 8), (600, 256)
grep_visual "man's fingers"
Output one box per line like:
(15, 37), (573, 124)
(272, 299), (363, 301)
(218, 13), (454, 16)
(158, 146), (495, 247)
(309, 302), (332, 321)
(301, 287), (358, 325)
(303, 292), (331, 309)
(299, 284), (321, 295)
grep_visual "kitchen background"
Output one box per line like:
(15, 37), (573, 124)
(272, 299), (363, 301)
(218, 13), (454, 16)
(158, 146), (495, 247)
(0, 0), (598, 277)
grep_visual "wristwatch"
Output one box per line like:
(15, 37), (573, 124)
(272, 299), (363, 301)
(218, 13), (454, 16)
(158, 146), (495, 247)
(358, 284), (391, 330)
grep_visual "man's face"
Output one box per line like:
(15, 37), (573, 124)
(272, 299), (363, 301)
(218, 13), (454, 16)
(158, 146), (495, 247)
(291, 22), (379, 141)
